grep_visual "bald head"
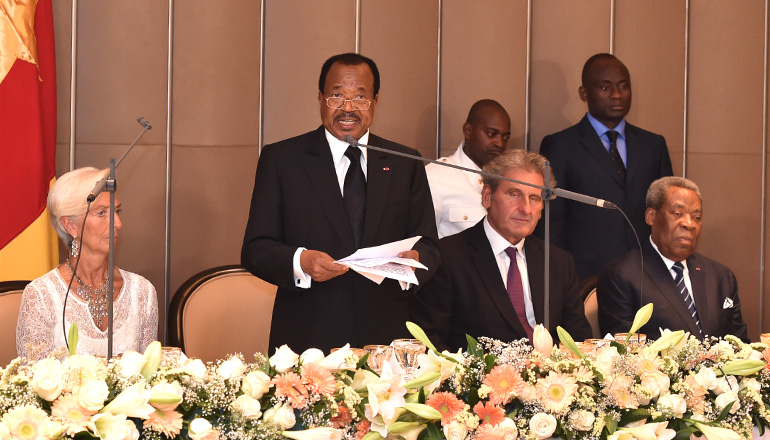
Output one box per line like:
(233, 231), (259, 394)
(463, 99), (511, 168)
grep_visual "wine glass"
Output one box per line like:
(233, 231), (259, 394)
(363, 345), (393, 374)
(392, 338), (426, 382)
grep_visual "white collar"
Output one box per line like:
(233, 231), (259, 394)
(649, 235), (687, 272)
(326, 129), (369, 165)
(484, 217), (526, 259)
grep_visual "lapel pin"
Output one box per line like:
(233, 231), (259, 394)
(383, 167), (390, 171)
(696, 267), (701, 271)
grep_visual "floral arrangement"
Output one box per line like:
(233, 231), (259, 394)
(2, 306), (770, 440)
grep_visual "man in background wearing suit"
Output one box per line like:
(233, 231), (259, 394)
(427, 99), (511, 238)
(538, 53), (673, 281)
(411, 149), (592, 352)
(241, 53), (440, 354)
(597, 177), (747, 341)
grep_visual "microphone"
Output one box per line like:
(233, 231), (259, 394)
(344, 135), (617, 210)
(87, 179), (108, 203)
(137, 117), (152, 130)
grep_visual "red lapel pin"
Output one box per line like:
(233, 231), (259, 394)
(383, 167), (390, 171)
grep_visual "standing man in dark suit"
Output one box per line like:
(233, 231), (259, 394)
(241, 53), (440, 354)
(597, 177), (747, 341)
(411, 149), (592, 352)
(538, 53), (673, 281)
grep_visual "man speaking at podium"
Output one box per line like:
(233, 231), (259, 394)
(242, 53), (439, 353)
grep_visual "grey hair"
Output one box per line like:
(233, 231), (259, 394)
(48, 167), (110, 246)
(481, 148), (556, 193)
(646, 176), (702, 210)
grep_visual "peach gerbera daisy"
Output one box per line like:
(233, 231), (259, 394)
(606, 375), (639, 409)
(482, 364), (525, 405)
(51, 393), (96, 435)
(272, 371), (309, 408)
(426, 392), (465, 425)
(638, 350), (662, 374)
(2, 404), (50, 440)
(536, 371), (578, 414)
(475, 422), (507, 440)
(301, 363), (337, 396)
(473, 401), (506, 426)
(143, 409), (183, 437)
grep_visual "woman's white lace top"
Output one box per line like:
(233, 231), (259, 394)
(16, 267), (158, 361)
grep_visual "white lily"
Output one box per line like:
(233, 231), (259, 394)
(281, 427), (344, 440)
(100, 383), (154, 419)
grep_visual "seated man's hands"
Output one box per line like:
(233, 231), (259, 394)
(300, 250), (348, 282)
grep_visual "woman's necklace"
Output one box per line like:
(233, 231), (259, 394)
(66, 259), (111, 327)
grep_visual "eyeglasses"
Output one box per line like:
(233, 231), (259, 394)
(324, 97), (372, 111)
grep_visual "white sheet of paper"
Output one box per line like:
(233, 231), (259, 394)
(335, 236), (427, 288)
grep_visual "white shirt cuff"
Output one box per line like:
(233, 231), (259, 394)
(293, 248), (312, 289)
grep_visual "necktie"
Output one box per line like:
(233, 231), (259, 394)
(672, 262), (702, 335)
(606, 130), (626, 182)
(504, 247), (533, 340)
(343, 146), (366, 247)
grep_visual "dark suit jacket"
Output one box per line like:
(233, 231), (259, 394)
(241, 127), (440, 353)
(597, 239), (748, 341)
(537, 116), (673, 280)
(410, 220), (592, 352)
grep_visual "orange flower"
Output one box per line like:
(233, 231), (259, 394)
(426, 392), (465, 425)
(272, 371), (309, 408)
(473, 401), (506, 426)
(301, 363), (337, 396)
(144, 409), (184, 437)
(482, 364), (525, 405)
(330, 405), (352, 429)
(475, 423), (506, 440)
(355, 419), (371, 440)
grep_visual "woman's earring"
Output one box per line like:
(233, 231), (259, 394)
(70, 236), (79, 258)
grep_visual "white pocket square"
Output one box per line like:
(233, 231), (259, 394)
(723, 298), (734, 309)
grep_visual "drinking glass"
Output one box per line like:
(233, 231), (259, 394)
(613, 333), (647, 349)
(392, 338), (426, 381)
(363, 345), (393, 374)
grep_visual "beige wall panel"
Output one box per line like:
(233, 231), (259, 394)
(52, 1), (72, 152)
(439, 0), (528, 158)
(262, 0), (355, 146)
(614, 1), (685, 176)
(74, 1), (169, 146)
(530, 0), (610, 152)
(169, 146), (258, 295)
(687, 2), (765, 155)
(688, 153), (762, 340)
(73, 143), (168, 338)
(360, 0), (439, 158)
(172, 1), (261, 146)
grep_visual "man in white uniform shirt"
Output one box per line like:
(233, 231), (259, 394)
(427, 100), (511, 238)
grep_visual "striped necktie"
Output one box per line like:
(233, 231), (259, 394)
(672, 262), (702, 334)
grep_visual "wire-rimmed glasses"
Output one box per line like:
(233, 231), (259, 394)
(324, 96), (372, 111)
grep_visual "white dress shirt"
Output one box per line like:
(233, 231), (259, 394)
(649, 235), (696, 307)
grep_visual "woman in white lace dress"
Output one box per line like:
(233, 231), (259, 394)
(16, 167), (158, 361)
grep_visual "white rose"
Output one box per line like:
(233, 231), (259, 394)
(750, 350), (764, 361)
(497, 417), (518, 440)
(442, 420), (468, 440)
(715, 390), (740, 414)
(529, 413), (557, 439)
(233, 395), (263, 419)
(78, 379), (109, 411)
(712, 376), (738, 395)
(263, 402), (296, 430)
(42, 420), (64, 440)
(118, 351), (147, 377)
(183, 359), (208, 378)
(517, 383), (538, 402)
(270, 345), (299, 373)
(241, 371), (271, 399)
(32, 358), (64, 401)
(300, 348), (325, 365)
(218, 356), (247, 380)
(693, 368), (717, 391)
(741, 377), (761, 393)
(189, 418), (217, 440)
(594, 347), (620, 376)
(639, 375), (662, 400)
(657, 393), (687, 418)
(569, 410), (595, 431)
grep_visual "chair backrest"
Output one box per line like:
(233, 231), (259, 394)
(168, 265), (276, 362)
(579, 275), (600, 339)
(0, 281), (30, 367)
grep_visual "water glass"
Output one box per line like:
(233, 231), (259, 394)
(392, 338), (426, 381)
(363, 345), (393, 374)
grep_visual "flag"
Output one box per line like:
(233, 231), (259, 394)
(0, 0), (58, 281)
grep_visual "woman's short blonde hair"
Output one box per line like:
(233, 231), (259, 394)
(48, 167), (110, 245)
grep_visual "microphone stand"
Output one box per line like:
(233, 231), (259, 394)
(345, 135), (616, 334)
(94, 117), (151, 359)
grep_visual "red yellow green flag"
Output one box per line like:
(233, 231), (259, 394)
(0, 0), (58, 281)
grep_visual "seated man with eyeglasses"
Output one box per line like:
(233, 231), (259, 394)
(241, 53), (440, 354)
